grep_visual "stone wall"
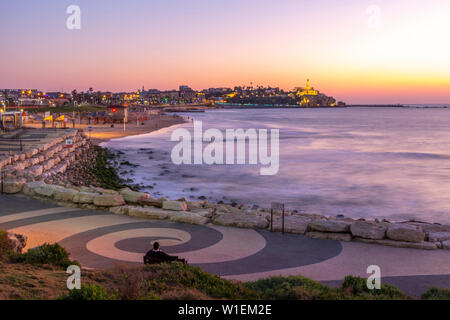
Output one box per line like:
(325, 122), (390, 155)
(9, 178), (450, 251)
(0, 130), (91, 193)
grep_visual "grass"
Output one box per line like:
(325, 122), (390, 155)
(0, 232), (449, 300)
(90, 146), (139, 191)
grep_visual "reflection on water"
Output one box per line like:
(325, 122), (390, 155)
(103, 107), (450, 224)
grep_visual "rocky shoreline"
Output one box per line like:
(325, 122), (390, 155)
(1, 129), (450, 251)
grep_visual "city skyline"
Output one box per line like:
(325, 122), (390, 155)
(1, 0), (450, 104)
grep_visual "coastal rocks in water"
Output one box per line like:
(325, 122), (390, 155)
(162, 200), (188, 211)
(7, 233), (28, 253)
(428, 232), (450, 243)
(306, 231), (352, 242)
(350, 221), (387, 240)
(270, 216), (311, 234)
(309, 219), (352, 233)
(119, 188), (150, 203)
(2, 178), (26, 194)
(73, 192), (98, 204)
(109, 205), (131, 215)
(93, 194), (126, 207)
(127, 206), (169, 220)
(53, 188), (79, 202)
(386, 224), (425, 243)
(212, 212), (269, 229)
(355, 237), (438, 250)
(168, 211), (210, 225)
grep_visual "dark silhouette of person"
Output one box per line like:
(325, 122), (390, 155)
(144, 242), (186, 264)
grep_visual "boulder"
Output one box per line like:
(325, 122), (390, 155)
(7, 233), (28, 253)
(127, 207), (169, 220)
(2, 178), (26, 194)
(137, 197), (163, 208)
(22, 181), (47, 196)
(306, 231), (352, 242)
(428, 232), (450, 243)
(386, 224), (425, 243)
(162, 200), (188, 211)
(271, 216), (311, 234)
(350, 221), (387, 240)
(187, 201), (205, 210)
(73, 192), (98, 204)
(355, 237), (438, 250)
(309, 219), (352, 233)
(190, 209), (214, 218)
(169, 211), (210, 225)
(34, 184), (60, 198)
(93, 194), (126, 207)
(109, 206), (131, 215)
(442, 240), (450, 250)
(53, 188), (79, 202)
(119, 188), (150, 203)
(212, 212), (269, 229)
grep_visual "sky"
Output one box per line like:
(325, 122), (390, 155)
(1, 0), (449, 104)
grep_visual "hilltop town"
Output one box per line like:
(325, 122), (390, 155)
(0, 80), (345, 109)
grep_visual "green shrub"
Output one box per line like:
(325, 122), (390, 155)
(61, 284), (117, 300)
(91, 146), (138, 191)
(10, 243), (79, 269)
(340, 276), (410, 300)
(140, 263), (257, 299)
(245, 276), (340, 300)
(421, 287), (450, 300)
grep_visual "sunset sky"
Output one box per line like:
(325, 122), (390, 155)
(1, 0), (449, 104)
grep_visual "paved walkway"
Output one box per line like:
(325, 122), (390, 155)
(1, 194), (449, 297)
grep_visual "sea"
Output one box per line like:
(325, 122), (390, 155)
(102, 106), (450, 224)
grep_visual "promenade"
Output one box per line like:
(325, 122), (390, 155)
(1, 193), (449, 297)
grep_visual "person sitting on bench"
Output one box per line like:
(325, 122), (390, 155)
(143, 242), (186, 264)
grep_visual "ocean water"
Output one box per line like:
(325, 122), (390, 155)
(103, 107), (450, 224)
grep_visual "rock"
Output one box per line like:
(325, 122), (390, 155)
(80, 186), (96, 193)
(53, 188), (79, 202)
(138, 197), (163, 208)
(442, 240), (450, 250)
(428, 232), (450, 242)
(34, 184), (60, 198)
(386, 224), (425, 243)
(306, 231), (352, 242)
(187, 201), (205, 210)
(127, 207), (169, 220)
(212, 212), (269, 229)
(73, 192), (98, 204)
(23, 181), (47, 196)
(162, 200), (188, 211)
(309, 219), (352, 233)
(169, 211), (210, 225)
(2, 178), (26, 194)
(350, 221), (387, 240)
(190, 209), (214, 218)
(93, 194), (126, 207)
(7, 233), (28, 253)
(270, 216), (311, 234)
(355, 237), (438, 250)
(119, 188), (150, 203)
(102, 189), (119, 195)
(109, 206), (131, 215)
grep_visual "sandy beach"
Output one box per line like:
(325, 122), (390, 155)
(23, 114), (187, 145)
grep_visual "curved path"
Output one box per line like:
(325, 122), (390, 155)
(1, 194), (449, 297)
